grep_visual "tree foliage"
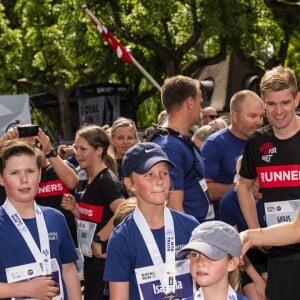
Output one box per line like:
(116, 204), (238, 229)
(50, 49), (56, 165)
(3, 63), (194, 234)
(0, 0), (299, 139)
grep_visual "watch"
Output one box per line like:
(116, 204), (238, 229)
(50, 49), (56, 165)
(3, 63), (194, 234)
(45, 148), (58, 158)
(93, 235), (108, 252)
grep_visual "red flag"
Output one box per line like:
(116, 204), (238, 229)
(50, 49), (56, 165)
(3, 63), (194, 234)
(82, 5), (133, 63)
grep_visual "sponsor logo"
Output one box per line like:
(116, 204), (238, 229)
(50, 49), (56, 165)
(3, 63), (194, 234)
(37, 180), (68, 197)
(48, 232), (58, 241)
(260, 142), (277, 163)
(79, 207), (94, 217)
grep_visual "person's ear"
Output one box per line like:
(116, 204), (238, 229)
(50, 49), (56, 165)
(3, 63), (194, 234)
(227, 257), (239, 272)
(96, 146), (103, 157)
(124, 177), (135, 193)
(186, 97), (194, 110)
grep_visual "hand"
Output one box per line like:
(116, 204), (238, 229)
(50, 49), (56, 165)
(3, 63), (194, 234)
(253, 276), (267, 300)
(92, 241), (107, 259)
(0, 127), (19, 144)
(36, 129), (52, 155)
(25, 276), (59, 300)
(239, 230), (252, 256)
(61, 193), (76, 212)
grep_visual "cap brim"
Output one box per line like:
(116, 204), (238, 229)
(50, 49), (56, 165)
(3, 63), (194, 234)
(176, 241), (227, 260)
(135, 157), (176, 174)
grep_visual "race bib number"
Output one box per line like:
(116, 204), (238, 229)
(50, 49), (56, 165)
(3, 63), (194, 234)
(77, 219), (97, 257)
(265, 199), (300, 226)
(6, 259), (63, 300)
(135, 259), (194, 300)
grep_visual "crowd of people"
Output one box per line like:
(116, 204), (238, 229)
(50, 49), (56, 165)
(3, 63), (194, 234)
(0, 65), (299, 300)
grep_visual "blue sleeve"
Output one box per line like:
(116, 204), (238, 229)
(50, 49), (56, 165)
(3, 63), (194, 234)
(104, 227), (131, 282)
(219, 190), (238, 227)
(201, 139), (223, 180)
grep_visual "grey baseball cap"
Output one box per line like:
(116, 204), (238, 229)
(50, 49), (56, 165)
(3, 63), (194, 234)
(177, 220), (242, 260)
(122, 142), (175, 177)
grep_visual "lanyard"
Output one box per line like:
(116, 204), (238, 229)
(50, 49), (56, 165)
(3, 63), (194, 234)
(133, 206), (176, 294)
(194, 285), (237, 300)
(3, 199), (51, 275)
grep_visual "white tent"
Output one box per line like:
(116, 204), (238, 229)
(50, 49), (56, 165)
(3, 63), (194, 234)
(0, 94), (31, 137)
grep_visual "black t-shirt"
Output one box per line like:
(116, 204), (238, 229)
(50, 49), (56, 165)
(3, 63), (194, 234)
(240, 125), (300, 256)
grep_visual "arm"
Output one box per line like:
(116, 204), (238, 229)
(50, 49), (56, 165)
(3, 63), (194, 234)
(109, 281), (129, 300)
(0, 277), (58, 299)
(206, 179), (235, 201)
(62, 262), (82, 300)
(92, 198), (125, 258)
(167, 190), (184, 212)
(236, 176), (260, 229)
(37, 130), (78, 190)
(242, 255), (266, 300)
(241, 211), (300, 250)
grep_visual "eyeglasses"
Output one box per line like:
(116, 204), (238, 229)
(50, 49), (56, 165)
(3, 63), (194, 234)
(203, 115), (218, 120)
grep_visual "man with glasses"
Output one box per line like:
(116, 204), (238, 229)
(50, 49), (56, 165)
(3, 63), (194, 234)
(201, 106), (218, 125)
(201, 90), (265, 218)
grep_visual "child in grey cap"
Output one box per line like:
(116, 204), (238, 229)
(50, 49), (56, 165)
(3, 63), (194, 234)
(177, 220), (249, 300)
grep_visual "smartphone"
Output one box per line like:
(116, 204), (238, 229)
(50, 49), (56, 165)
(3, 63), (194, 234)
(18, 125), (39, 138)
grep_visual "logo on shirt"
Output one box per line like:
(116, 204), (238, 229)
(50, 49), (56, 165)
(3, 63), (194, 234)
(259, 142), (277, 163)
(256, 164), (300, 188)
(48, 232), (58, 241)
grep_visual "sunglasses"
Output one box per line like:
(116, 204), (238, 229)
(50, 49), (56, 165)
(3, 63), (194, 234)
(203, 115), (219, 120)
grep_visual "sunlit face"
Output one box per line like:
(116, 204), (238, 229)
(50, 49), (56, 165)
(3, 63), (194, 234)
(189, 251), (236, 289)
(0, 154), (41, 204)
(112, 126), (138, 159)
(231, 96), (264, 140)
(74, 135), (102, 170)
(264, 88), (299, 131)
(125, 162), (170, 206)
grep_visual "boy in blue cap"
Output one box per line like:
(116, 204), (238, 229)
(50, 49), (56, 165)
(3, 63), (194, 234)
(104, 142), (199, 300)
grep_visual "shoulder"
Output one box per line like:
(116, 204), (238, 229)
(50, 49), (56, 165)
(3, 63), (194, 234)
(249, 124), (273, 141)
(39, 205), (65, 219)
(97, 168), (122, 186)
(170, 209), (199, 227)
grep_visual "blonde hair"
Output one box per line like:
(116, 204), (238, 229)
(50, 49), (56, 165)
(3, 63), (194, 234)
(113, 197), (137, 227)
(108, 117), (139, 159)
(192, 125), (217, 144)
(260, 65), (298, 100)
(229, 266), (242, 293)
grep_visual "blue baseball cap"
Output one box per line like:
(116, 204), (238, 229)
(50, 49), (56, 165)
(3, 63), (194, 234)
(122, 142), (175, 177)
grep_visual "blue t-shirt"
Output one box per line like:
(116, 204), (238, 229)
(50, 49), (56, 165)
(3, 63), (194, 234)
(0, 205), (78, 300)
(201, 128), (245, 184)
(152, 133), (212, 221)
(201, 128), (246, 217)
(219, 187), (266, 231)
(104, 209), (199, 300)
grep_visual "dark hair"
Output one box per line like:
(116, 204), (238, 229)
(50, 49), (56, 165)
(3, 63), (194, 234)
(76, 124), (110, 159)
(0, 140), (41, 174)
(161, 75), (201, 112)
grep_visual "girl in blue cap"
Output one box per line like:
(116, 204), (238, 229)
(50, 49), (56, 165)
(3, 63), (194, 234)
(104, 142), (199, 300)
